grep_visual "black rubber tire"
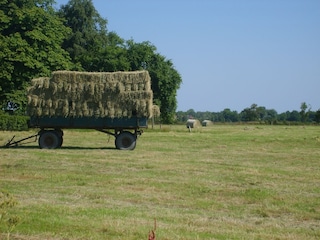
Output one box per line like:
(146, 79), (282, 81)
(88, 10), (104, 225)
(55, 129), (64, 147)
(115, 131), (137, 150)
(38, 131), (60, 149)
(55, 129), (64, 137)
(58, 136), (63, 148)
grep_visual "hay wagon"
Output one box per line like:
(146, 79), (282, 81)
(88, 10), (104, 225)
(5, 70), (153, 150)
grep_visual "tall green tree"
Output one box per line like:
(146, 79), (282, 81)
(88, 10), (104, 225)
(59, 0), (109, 71)
(0, 0), (72, 111)
(59, 0), (130, 71)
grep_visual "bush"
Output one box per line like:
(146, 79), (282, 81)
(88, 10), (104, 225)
(0, 112), (29, 131)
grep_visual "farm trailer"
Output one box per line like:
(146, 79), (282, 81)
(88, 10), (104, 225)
(5, 70), (153, 150)
(5, 116), (147, 150)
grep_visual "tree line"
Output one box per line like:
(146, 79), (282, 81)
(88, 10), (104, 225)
(176, 103), (320, 124)
(0, 0), (182, 123)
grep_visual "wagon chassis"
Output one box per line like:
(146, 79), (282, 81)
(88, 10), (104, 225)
(5, 127), (143, 150)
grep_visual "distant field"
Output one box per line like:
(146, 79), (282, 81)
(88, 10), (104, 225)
(1, 125), (319, 239)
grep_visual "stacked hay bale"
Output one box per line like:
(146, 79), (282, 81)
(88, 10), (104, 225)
(186, 119), (201, 128)
(152, 105), (161, 118)
(202, 120), (213, 127)
(27, 71), (153, 118)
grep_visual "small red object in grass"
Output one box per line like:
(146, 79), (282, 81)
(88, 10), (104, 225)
(148, 230), (155, 240)
(148, 219), (156, 240)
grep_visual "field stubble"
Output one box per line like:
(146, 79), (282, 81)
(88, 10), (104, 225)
(0, 125), (319, 239)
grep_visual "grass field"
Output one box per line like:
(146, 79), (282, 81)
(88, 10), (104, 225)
(0, 125), (319, 239)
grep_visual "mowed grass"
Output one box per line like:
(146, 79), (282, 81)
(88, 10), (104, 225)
(0, 125), (320, 239)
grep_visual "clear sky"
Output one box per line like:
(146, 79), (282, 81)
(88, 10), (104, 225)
(55, 0), (320, 113)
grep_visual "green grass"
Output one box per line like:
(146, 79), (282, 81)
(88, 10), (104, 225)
(1, 125), (320, 239)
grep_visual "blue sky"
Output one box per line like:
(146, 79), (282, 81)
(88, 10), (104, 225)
(55, 0), (320, 113)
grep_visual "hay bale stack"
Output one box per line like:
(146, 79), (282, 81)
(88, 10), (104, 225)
(186, 119), (201, 128)
(202, 120), (213, 127)
(27, 71), (153, 118)
(152, 105), (161, 118)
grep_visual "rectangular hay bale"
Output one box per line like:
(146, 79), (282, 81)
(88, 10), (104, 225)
(27, 71), (153, 119)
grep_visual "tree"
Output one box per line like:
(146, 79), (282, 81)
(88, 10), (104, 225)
(263, 109), (278, 124)
(149, 55), (182, 123)
(0, 0), (72, 111)
(315, 110), (320, 124)
(288, 110), (301, 122)
(221, 108), (239, 122)
(240, 104), (259, 121)
(308, 110), (316, 123)
(256, 106), (267, 120)
(59, 0), (111, 71)
(176, 111), (188, 123)
(125, 40), (156, 71)
(94, 32), (130, 71)
(300, 102), (310, 123)
(186, 109), (196, 119)
(125, 41), (182, 123)
(59, 0), (135, 72)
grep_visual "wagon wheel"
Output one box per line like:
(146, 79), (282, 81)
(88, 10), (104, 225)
(56, 135), (63, 148)
(55, 129), (64, 147)
(38, 130), (60, 149)
(115, 131), (137, 150)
